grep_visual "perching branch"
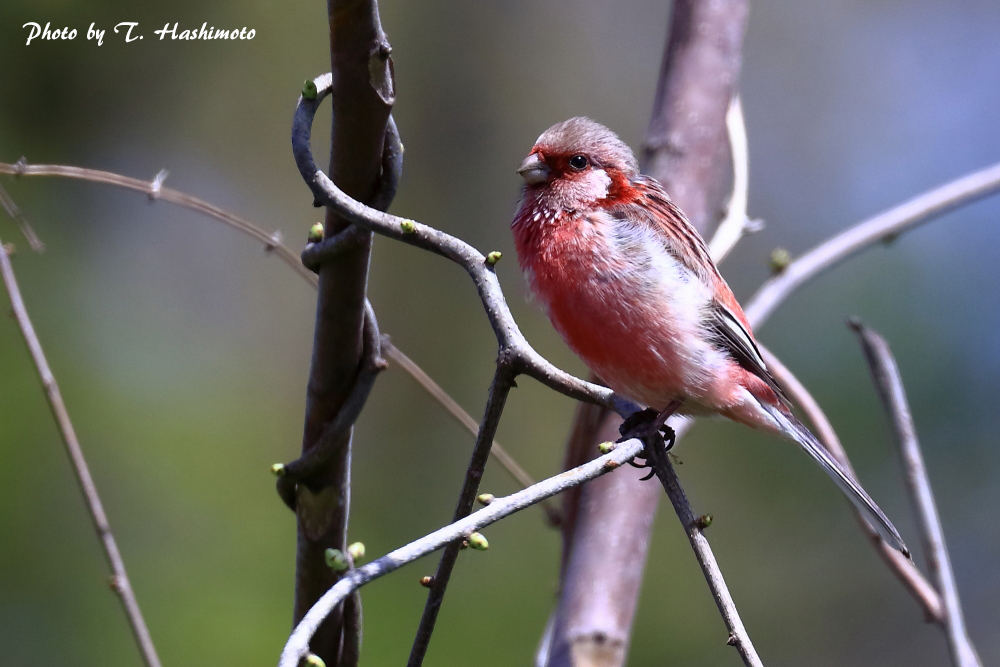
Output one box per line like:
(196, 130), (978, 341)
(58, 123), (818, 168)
(0, 238), (161, 667)
(759, 345), (945, 623)
(744, 160), (1000, 326)
(277, 436), (648, 667)
(850, 321), (982, 667)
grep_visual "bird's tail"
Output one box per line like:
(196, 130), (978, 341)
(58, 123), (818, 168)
(760, 403), (909, 556)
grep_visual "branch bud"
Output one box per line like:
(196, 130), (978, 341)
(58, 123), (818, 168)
(308, 222), (324, 243)
(302, 80), (318, 100)
(324, 548), (349, 571)
(486, 251), (502, 265)
(476, 493), (495, 506)
(695, 514), (713, 529)
(400, 220), (416, 234)
(467, 532), (489, 551)
(270, 463), (286, 477)
(768, 247), (791, 274)
(347, 542), (366, 561)
(305, 654), (326, 667)
(419, 576), (434, 588)
(597, 441), (616, 454)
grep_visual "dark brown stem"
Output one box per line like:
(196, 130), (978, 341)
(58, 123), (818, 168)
(294, 1), (394, 662)
(0, 240), (161, 667)
(406, 366), (515, 666)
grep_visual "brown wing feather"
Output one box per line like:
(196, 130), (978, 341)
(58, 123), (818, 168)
(620, 175), (788, 403)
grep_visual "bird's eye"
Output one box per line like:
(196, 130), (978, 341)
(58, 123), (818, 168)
(568, 155), (588, 170)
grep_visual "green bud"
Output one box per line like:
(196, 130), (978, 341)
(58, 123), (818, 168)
(768, 247), (791, 274)
(308, 222), (324, 243)
(347, 542), (366, 561)
(467, 532), (489, 551)
(400, 220), (416, 234)
(305, 654), (326, 667)
(486, 251), (502, 265)
(302, 80), (318, 100)
(476, 493), (495, 506)
(324, 548), (349, 571)
(597, 441), (616, 454)
(270, 463), (286, 477)
(696, 514), (713, 529)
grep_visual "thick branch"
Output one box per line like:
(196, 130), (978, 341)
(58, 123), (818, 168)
(850, 322), (981, 667)
(292, 0), (396, 661)
(0, 239), (161, 667)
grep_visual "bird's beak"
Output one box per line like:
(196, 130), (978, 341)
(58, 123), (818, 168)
(518, 153), (551, 184)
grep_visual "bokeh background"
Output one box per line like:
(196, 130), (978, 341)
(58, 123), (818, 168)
(2, 1), (999, 665)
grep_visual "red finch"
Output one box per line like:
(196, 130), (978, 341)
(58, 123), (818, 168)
(511, 117), (907, 554)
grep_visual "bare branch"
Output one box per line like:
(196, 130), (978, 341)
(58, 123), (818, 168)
(0, 239), (161, 667)
(278, 437), (647, 667)
(0, 160), (315, 285)
(0, 182), (45, 252)
(758, 345), (944, 623)
(744, 161), (1000, 326)
(406, 369), (514, 666)
(647, 420), (764, 667)
(708, 96), (755, 264)
(850, 321), (982, 667)
(382, 341), (562, 525)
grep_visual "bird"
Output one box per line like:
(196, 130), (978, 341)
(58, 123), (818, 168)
(510, 116), (907, 555)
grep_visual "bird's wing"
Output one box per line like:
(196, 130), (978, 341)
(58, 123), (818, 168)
(705, 300), (791, 406)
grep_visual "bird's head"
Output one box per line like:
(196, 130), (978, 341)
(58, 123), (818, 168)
(517, 117), (639, 210)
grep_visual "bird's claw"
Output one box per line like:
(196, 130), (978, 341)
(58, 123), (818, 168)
(617, 409), (677, 481)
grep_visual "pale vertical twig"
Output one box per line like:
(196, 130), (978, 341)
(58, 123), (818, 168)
(850, 321), (982, 667)
(0, 181), (45, 252)
(0, 239), (161, 667)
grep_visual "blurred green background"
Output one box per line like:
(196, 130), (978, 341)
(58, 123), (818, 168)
(2, 1), (999, 665)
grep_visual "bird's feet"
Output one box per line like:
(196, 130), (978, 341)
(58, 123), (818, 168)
(617, 408), (677, 481)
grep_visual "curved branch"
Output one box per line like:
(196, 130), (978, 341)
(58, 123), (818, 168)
(278, 437), (646, 667)
(744, 161), (1000, 326)
(291, 74), (622, 412)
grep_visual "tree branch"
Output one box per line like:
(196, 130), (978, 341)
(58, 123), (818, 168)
(758, 345), (944, 623)
(277, 437), (648, 667)
(0, 239), (161, 667)
(850, 321), (982, 667)
(744, 161), (1000, 326)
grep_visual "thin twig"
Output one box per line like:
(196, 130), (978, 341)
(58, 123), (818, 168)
(406, 368), (514, 666)
(382, 341), (562, 525)
(850, 321), (982, 667)
(278, 436), (648, 667)
(708, 95), (753, 264)
(648, 420), (763, 667)
(0, 181), (45, 252)
(759, 345), (944, 623)
(0, 239), (161, 667)
(744, 161), (1000, 326)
